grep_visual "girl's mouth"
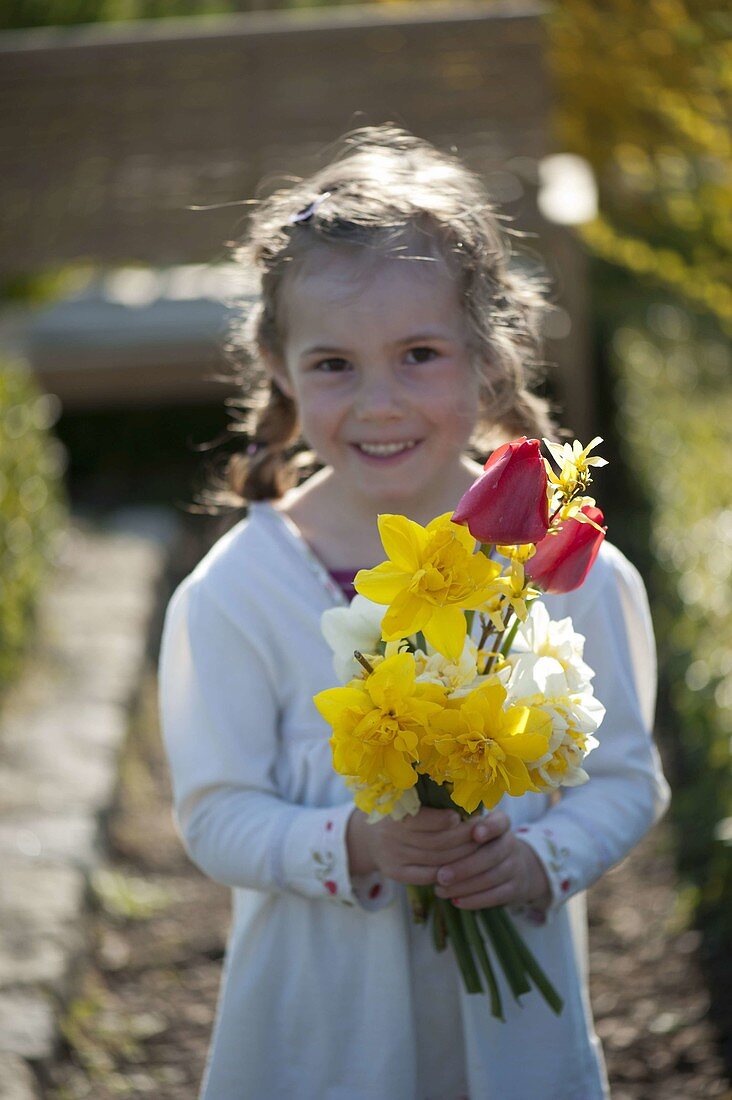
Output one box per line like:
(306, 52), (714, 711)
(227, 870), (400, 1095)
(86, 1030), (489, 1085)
(353, 440), (419, 458)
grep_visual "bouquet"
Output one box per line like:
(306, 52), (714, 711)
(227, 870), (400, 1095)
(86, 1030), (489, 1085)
(314, 437), (608, 1019)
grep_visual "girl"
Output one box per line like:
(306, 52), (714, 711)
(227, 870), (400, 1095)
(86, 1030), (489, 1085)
(159, 126), (669, 1100)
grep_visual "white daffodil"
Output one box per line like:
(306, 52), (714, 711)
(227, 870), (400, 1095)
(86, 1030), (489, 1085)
(528, 690), (603, 789)
(502, 638), (604, 790)
(367, 786), (421, 823)
(513, 603), (594, 693)
(320, 595), (386, 683)
(414, 637), (490, 698)
(504, 652), (571, 705)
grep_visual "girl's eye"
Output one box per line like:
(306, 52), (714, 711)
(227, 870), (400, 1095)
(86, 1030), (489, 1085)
(314, 357), (350, 373)
(405, 346), (439, 364)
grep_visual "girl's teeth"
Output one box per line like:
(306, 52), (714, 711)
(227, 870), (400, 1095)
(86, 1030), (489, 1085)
(358, 441), (416, 456)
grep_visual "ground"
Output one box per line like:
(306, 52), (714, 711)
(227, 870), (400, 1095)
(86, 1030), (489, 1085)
(43, 672), (730, 1099)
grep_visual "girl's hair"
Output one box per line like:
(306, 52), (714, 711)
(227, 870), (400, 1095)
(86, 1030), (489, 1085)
(217, 124), (561, 506)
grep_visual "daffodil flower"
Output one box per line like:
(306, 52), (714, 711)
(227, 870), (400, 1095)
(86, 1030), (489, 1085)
(320, 595), (386, 683)
(421, 680), (552, 813)
(313, 651), (445, 802)
(354, 512), (502, 661)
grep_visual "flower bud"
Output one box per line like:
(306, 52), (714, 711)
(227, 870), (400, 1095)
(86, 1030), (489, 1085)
(452, 437), (550, 545)
(526, 506), (606, 594)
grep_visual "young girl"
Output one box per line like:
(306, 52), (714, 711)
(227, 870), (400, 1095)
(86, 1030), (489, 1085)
(159, 126), (670, 1100)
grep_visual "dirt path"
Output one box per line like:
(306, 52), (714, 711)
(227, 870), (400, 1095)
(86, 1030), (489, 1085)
(43, 672), (730, 1099)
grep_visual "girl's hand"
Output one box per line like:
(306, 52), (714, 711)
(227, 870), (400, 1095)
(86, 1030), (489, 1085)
(347, 806), (479, 885)
(433, 811), (551, 910)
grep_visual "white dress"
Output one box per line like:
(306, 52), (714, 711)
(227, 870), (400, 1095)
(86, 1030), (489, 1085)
(158, 501), (670, 1100)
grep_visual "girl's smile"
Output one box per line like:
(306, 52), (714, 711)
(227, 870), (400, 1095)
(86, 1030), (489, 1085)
(270, 244), (483, 522)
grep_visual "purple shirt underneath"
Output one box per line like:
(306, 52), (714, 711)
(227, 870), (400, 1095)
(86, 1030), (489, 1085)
(328, 568), (360, 603)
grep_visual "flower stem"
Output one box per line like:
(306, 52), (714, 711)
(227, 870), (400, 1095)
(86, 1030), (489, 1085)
(461, 910), (504, 1019)
(432, 895), (448, 952)
(437, 898), (482, 995)
(406, 884), (429, 923)
(494, 908), (564, 1015)
(479, 908), (530, 999)
(498, 613), (521, 658)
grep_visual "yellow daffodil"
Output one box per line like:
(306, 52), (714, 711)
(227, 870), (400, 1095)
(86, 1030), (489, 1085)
(420, 680), (551, 812)
(314, 651), (445, 802)
(354, 512), (502, 660)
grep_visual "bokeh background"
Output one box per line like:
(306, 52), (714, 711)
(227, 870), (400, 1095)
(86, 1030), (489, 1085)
(1, 0), (730, 1095)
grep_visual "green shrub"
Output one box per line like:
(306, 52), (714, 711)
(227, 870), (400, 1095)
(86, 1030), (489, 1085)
(0, 358), (65, 694)
(609, 288), (732, 946)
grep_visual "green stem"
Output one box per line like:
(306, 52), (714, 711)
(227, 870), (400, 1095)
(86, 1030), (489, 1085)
(461, 910), (504, 1019)
(432, 896), (448, 952)
(437, 898), (482, 995)
(498, 612), (520, 658)
(479, 909), (531, 999)
(406, 884), (429, 923)
(495, 908), (564, 1015)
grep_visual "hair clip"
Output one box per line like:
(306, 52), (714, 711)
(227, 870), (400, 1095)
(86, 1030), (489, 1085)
(288, 191), (333, 226)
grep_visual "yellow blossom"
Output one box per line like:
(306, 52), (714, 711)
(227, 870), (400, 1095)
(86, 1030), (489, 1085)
(314, 651), (445, 801)
(354, 512), (502, 660)
(482, 559), (541, 628)
(496, 543), (537, 563)
(420, 681), (552, 813)
(555, 496), (607, 533)
(544, 436), (608, 501)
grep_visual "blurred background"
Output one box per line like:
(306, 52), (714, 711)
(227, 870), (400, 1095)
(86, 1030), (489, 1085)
(0, 0), (730, 1095)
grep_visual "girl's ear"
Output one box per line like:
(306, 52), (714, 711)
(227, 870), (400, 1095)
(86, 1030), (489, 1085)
(260, 348), (294, 399)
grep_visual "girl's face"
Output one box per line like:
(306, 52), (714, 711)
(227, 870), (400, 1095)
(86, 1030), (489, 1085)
(271, 244), (483, 517)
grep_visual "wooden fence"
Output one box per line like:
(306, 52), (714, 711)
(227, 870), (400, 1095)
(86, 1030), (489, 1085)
(0, 2), (550, 273)
(0, 2), (594, 433)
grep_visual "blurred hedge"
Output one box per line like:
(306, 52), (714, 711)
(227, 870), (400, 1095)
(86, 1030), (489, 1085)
(607, 287), (732, 944)
(0, 359), (65, 694)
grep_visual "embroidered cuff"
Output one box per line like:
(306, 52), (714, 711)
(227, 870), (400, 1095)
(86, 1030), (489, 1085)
(279, 801), (395, 911)
(512, 823), (573, 920)
(514, 812), (609, 917)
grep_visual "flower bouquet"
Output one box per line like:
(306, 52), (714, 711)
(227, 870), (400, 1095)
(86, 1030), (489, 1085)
(314, 437), (608, 1019)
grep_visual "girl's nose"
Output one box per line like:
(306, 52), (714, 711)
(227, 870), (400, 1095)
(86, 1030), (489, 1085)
(354, 372), (404, 420)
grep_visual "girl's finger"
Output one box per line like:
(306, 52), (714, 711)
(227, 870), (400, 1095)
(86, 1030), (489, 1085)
(394, 864), (441, 886)
(438, 855), (515, 899)
(402, 839), (477, 866)
(451, 880), (517, 910)
(407, 809), (462, 831)
(405, 821), (476, 852)
(471, 811), (511, 844)
(435, 834), (513, 884)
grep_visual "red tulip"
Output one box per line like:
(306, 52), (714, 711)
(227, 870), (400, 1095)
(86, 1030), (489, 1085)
(526, 506), (606, 594)
(452, 437), (550, 545)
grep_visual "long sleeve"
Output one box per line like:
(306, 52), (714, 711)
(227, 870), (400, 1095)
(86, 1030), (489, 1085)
(515, 545), (671, 914)
(159, 575), (393, 911)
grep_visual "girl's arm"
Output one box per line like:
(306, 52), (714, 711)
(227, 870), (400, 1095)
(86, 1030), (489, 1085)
(432, 545), (670, 916)
(501, 544), (670, 916)
(159, 576), (393, 911)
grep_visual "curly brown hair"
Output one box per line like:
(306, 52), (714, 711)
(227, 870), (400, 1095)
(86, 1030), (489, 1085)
(215, 125), (561, 506)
